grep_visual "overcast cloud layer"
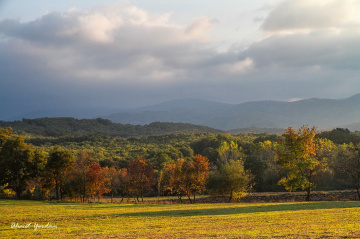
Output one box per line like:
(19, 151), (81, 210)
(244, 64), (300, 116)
(1, 0), (360, 119)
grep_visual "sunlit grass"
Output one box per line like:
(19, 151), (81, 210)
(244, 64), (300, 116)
(1, 200), (360, 238)
(95, 195), (209, 203)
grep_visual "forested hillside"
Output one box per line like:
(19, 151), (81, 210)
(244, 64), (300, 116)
(0, 117), (222, 137)
(2, 125), (360, 201)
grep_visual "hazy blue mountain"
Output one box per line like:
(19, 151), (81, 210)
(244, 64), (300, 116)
(4, 94), (360, 132)
(133, 98), (230, 111)
(104, 94), (360, 131)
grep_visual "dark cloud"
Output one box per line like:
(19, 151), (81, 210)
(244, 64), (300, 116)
(235, 0), (360, 99)
(1, 2), (360, 120)
(240, 31), (360, 69)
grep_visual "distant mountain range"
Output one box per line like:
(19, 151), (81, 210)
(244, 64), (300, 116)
(104, 94), (360, 131)
(3, 94), (360, 132)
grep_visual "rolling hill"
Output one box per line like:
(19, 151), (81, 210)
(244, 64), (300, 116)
(0, 118), (222, 137)
(104, 94), (360, 131)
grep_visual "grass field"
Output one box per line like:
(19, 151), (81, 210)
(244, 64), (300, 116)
(1, 199), (360, 238)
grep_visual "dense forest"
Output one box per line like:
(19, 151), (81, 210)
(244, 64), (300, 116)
(1, 118), (360, 202)
(0, 117), (222, 137)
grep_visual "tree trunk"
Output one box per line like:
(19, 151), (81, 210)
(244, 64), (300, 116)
(306, 187), (311, 201)
(306, 171), (312, 201)
(16, 188), (22, 199)
(228, 190), (233, 203)
(188, 195), (192, 204)
(60, 188), (63, 201)
(59, 178), (63, 201)
(55, 179), (59, 200)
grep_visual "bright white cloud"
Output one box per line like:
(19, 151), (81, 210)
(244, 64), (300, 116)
(262, 0), (360, 32)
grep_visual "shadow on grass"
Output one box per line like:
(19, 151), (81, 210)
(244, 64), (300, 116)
(117, 201), (360, 218)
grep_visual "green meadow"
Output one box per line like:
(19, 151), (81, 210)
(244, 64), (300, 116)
(1, 200), (360, 238)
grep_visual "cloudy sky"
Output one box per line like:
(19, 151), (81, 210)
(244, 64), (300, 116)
(1, 0), (360, 119)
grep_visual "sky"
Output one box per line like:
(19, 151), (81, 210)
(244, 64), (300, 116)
(1, 0), (360, 119)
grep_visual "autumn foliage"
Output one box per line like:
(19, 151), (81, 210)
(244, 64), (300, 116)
(276, 126), (333, 201)
(127, 157), (156, 202)
(11, 124), (360, 202)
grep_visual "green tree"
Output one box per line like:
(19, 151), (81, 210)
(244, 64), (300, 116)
(46, 147), (74, 200)
(244, 155), (268, 191)
(318, 128), (359, 145)
(217, 141), (243, 166)
(0, 127), (12, 147)
(0, 135), (46, 198)
(313, 138), (336, 190)
(207, 160), (253, 202)
(247, 140), (282, 192)
(335, 143), (360, 200)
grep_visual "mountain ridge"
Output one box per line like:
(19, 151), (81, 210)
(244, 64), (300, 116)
(104, 94), (360, 131)
(4, 94), (360, 132)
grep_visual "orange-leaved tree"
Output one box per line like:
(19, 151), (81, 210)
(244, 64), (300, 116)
(163, 158), (186, 201)
(127, 157), (155, 202)
(101, 166), (119, 203)
(163, 155), (210, 203)
(189, 154), (210, 202)
(86, 162), (109, 202)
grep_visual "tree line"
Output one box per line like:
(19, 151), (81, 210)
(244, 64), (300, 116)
(1, 126), (360, 202)
(0, 117), (221, 137)
(0, 127), (252, 202)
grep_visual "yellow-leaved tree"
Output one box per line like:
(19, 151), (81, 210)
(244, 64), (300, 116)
(277, 126), (331, 201)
